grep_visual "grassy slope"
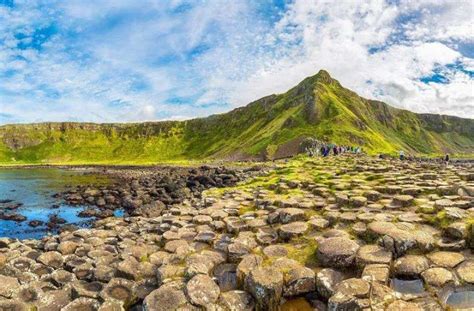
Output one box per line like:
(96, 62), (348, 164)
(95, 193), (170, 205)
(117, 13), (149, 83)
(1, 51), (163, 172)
(1, 70), (473, 164)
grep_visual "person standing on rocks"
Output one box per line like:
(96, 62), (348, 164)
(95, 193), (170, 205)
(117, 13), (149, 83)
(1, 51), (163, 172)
(444, 153), (450, 166)
(399, 150), (405, 161)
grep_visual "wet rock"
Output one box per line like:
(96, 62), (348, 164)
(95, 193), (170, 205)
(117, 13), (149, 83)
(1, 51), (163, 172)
(245, 266), (283, 311)
(186, 274), (220, 307)
(317, 237), (359, 268)
(28, 220), (44, 227)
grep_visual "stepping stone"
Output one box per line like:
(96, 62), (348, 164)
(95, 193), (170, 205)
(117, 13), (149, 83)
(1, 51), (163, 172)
(263, 245), (288, 258)
(362, 264), (390, 284)
(37, 251), (64, 269)
(278, 222), (308, 241)
(316, 268), (345, 299)
(218, 290), (255, 310)
(393, 255), (429, 278)
(421, 267), (454, 287)
(62, 298), (100, 311)
(0, 275), (20, 298)
(244, 267), (283, 311)
(426, 251), (464, 268)
(100, 278), (136, 304)
(283, 265), (316, 297)
(392, 195), (414, 207)
(456, 260), (474, 284)
(356, 245), (392, 267)
(143, 281), (188, 311)
(278, 208), (306, 224)
(236, 254), (263, 286)
(307, 217), (330, 230)
(317, 237), (359, 268)
(186, 274), (220, 307)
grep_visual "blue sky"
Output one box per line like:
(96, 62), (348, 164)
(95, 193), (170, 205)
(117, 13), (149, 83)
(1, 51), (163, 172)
(0, 0), (473, 124)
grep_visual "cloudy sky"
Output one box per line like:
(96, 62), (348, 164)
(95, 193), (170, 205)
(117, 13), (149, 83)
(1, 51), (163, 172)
(0, 0), (473, 124)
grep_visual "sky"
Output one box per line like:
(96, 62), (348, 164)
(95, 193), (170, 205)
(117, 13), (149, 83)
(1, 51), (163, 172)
(0, 0), (473, 124)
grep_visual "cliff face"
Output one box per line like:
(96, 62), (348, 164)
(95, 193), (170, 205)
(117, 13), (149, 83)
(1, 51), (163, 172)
(1, 70), (473, 164)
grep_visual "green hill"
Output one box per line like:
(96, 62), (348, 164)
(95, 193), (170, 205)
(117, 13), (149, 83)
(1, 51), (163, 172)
(1, 70), (473, 164)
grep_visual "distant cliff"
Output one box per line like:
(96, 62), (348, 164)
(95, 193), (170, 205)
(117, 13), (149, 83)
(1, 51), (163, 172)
(1, 70), (473, 164)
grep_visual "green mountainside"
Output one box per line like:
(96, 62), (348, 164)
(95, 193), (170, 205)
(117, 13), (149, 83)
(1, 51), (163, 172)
(1, 70), (473, 164)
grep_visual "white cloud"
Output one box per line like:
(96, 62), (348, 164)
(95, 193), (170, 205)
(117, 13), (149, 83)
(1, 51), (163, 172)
(0, 0), (473, 124)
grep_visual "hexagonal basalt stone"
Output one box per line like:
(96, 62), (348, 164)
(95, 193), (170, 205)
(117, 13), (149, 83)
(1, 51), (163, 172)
(393, 255), (429, 278)
(0, 275), (20, 298)
(456, 260), (474, 284)
(426, 251), (464, 268)
(143, 281), (188, 311)
(218, 290), (255, 311)
(100, 278), (136, 306)
(421, 267), (454, 287)
(316, 268), (345, 299)
(37, 251), (64, 269)
(62, 297), (100, 311)
(317, 237), (360, 268)
(356, 245), (392, 268)
(71, 280), (104, 299)
(278, 221), (308, 241)
(278, 208), (307, 224)
(362, 264), (390, 284)
(186, 274), (220, 307)
(245, 267), (283, 311)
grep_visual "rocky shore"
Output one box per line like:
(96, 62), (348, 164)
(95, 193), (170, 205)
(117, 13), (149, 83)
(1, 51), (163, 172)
(0, 155), (473, 310)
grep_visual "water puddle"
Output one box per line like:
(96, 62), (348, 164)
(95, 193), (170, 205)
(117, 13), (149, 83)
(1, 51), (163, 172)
(390, 278), (425, 294)
(442, 287), (474, 309)
(280, 297), (313, 311)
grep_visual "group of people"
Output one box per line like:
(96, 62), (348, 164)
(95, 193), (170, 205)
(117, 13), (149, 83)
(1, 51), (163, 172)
(306, 144), (362, 157)
(399, 150), (450, 165)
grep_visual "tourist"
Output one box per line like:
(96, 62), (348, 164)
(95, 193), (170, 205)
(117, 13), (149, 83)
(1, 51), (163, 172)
(399, 150), (405, 161)
(444, 154), (450, 166)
